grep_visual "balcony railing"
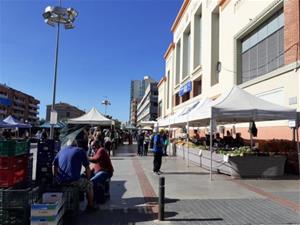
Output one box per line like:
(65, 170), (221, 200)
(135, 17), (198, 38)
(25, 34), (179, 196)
(14, 98), (25, 105)
(0, 94), (8, 99)
(29, 109), (38, 114)
(13, 105), (25, 111)
(29, 103), (39, 109)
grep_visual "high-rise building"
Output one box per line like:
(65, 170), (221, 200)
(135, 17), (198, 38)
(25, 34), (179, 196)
(0, 84), (40, 125)
(129, 76), (155, 126)
(137, 82), (158, 126)
(46, 102), (85, 122)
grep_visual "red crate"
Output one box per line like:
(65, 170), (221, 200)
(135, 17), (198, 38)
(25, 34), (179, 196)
(0, 168), (27, 188)
(0, 155), (28, 170)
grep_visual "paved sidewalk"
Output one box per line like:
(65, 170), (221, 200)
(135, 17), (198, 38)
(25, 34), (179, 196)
(77, 143), (300, 225)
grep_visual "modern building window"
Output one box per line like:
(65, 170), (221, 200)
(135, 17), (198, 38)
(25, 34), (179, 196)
(193, 79), (202, 97)
(182, 92), (190, 103)
(175, 41), (181, 85)
(183, 27), (191, 79)
(175, 93), (180, 106)
(194, 6), (202, 69)
(158, 100), (162, 117)
(211, 6), (220, 86)
(241, 10), (284, 83)
(167, 71), (170, 109)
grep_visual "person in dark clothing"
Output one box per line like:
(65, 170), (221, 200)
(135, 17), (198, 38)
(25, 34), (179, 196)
(153, 130), (164, 175)
(137, 132), (144, 156)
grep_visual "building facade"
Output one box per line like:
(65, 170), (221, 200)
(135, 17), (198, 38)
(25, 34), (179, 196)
(137, 82), (158, 126)
(159, 0), (300, 140)
(129, 76), (156, 126)
(0, 84), (40, 125)
(46, 102), (85, 122)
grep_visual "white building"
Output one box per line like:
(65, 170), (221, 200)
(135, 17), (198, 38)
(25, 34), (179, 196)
(158, 0), (300, 140)
(136, 83), (158, 126)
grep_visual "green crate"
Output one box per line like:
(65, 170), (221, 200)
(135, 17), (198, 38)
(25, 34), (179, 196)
(0, 140), (16, 157)
(15, 141), (29, 156)
(0, 140), (29, 157)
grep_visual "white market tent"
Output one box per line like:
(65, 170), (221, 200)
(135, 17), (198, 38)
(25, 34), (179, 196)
(170, 85), (298, 179)
(68, 107), (113, 126)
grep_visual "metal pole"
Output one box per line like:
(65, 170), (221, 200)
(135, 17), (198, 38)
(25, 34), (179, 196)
(50, 22), (60, 140)
(158, 176), (165, 221)
(187, 116), (189, 167)
(210, 119), (213, 181)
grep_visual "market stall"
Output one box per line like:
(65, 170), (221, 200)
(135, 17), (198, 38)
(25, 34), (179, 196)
(68, 107), (113, 126)
(171, 86), (298, 179)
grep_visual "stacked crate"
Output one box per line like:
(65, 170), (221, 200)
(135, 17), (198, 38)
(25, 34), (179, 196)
(36, 140), (60, 186)
(0, 140), (30, 188)
(30, 192), (65, 225)
(0, 186), (40, 225)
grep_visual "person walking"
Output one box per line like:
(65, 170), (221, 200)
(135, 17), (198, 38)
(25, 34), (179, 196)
(137, 131), (144, 156)
(143, 131), (150, 156)
(153, 130), (164, 175)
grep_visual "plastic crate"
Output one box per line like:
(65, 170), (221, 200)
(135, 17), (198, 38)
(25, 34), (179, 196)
(0, 155), (28, 170)
(15, 141), (29, 156)
(0, 186), (40, 209)
(0, 140), (29, 157)
(62, 186), (79, 211)
(0, 167), (27, 188)
(37, 151), (54, 164)
(0, 208), (29, 225)
(0, 140), (16, 156)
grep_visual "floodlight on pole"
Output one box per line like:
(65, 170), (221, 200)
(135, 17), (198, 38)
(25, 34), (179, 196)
(43, 0), (78, 139)
(102, 97), (111, 115)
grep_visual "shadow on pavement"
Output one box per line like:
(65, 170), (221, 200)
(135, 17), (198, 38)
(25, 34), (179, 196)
(163, 171), (209, 175)
(167, 217), (223, 222)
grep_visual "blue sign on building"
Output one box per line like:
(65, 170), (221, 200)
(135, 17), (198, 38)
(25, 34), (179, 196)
(0, 97), (12, 106)
(179, 81), (192, 97)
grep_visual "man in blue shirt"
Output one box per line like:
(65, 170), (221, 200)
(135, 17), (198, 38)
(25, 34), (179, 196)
(153, 130), (164, 175)
(52, 139), (96, 212)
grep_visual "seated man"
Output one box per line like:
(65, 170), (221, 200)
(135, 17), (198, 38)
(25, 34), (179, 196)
(52, 139), (96, 212)
(89, 140), (114, 201)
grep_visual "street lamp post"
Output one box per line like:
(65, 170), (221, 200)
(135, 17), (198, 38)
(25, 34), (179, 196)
(42, 2), (78, 139)
(102, 97), (111, 115)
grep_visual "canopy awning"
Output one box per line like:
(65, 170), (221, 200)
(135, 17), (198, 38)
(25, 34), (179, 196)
(68, 107), (113, 125)
(3, 115), (32, 128)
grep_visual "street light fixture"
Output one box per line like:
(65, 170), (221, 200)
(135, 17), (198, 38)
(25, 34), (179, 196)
(102, 97), (111, 115)
(43, 1), (78, 139)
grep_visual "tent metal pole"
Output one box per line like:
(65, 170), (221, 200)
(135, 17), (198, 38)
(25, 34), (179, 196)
(168, 117), (171, 156)
(187, 116), (189, 168)
(210, 119), (213, 181)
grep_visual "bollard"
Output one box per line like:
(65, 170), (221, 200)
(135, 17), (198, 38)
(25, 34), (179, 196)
(158, 176), (165, 221)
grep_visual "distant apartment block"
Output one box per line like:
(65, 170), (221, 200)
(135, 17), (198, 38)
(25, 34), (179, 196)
(0, 84), (40, 125)
(46, 102), (85, 122)
(137, 82), (158, 126)
(129, 76), (155, 126)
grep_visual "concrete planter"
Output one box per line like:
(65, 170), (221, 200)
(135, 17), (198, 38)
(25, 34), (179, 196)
(228, 155), (286, 178)
(176, 145), (287, 178)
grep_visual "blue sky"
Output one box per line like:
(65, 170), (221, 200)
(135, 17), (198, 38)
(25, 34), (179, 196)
(0, 0), (182, 122)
